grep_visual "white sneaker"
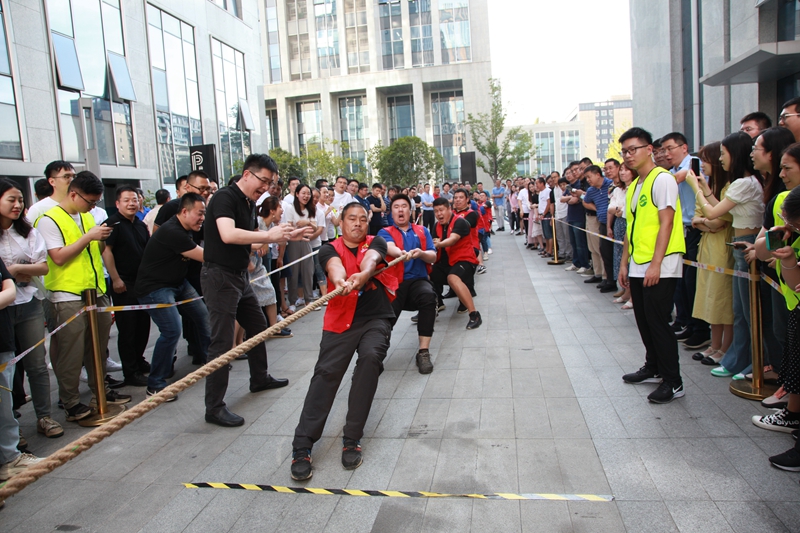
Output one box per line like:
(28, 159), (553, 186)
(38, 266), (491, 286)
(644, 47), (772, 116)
(295, 298), (306, 307)
(0, 453), (43, 481)
(580, 269), (595, 276)
(277, 314), (285, 322)
(488, 248), (493, 255)
(482, 252), (489, 261)
(565, 265), (578, 271)
(288, 305), (296, 314)
(576, 267), (588, 274)
(312, 290), (321, 299)
(106, 358), (122, 372)
(80, 368), (88, 383)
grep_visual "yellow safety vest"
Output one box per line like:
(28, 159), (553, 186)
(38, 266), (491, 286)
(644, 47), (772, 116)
(36, 206), (106, 296)
(625, 166), (686, 264)
(772, 190), (800, 310)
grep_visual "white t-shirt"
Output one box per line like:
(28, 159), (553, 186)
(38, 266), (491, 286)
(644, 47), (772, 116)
(538, 187), (550, 215)
(0, 225), (47, 305)
(256, 190), (270, 207)
(282, 193), (295, 212)
(25, 197), (58, 224)
(312, 204), (327, 248)
(37, 212), (99, 302)
(554, 186), (568, 219)
(517, 188), (530, 214)
(724, 176), (764, 229)
(609, 186), (627, 219)
(628, 172), (683, 279)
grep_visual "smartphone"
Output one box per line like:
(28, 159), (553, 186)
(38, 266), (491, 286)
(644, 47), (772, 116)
(766, 229), (787, 251)
(565, 185), (573, 195)
(726, 242), (746, 249)
(691, 158), (701, 176)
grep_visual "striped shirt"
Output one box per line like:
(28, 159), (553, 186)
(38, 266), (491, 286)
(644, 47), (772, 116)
(584, 178), (613, 224)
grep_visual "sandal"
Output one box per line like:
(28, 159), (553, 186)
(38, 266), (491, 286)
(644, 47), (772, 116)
(613, 297), (625, 304)
(621, 300), (633, 310)
(693, 348), (718, 361)
(281, 307), (294, 316)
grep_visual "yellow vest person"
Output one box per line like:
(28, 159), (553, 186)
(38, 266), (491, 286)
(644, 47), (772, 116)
(771, 190), (800, 310)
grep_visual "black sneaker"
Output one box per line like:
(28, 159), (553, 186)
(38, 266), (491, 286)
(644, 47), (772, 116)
(139, 360), (151, 374)
(466, 311), (482, 330)
(146, 387), (178, 402)
(457, 302), (468, 314)
(411, 313), (419, 323)
(648, 381), (685, 404)
(622, 365), (661, 384)
(269, 328), (293, 338)
(793, 429), (799, 441)
(752, 408), (800, 434)
(584, 276), (602, 284)
(675, 328), (693, 341)
(671, 322), (687, 334)
(416, 350), (434, 374)
(599, 283), (617, 294)
(476, 265), (487, 275)
(342, 438), (363, 470)
(65, 403), (92, 422)
(105, 375), (125, 389)
(91, 390), (132, 406)
(291, 448), (313, 480)
(682, 334), (711, 349)
(443, 290), (457, 299)
(769, 447), (800, 471)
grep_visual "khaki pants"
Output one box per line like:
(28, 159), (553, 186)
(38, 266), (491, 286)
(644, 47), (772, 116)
(585, 215), (604, 278)
(45, 296), (111, 409)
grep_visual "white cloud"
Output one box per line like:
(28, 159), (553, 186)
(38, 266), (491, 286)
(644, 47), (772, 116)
(488, 0), (633, 126)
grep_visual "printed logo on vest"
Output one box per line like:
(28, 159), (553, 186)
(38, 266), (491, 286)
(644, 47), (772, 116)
(638, 194), (648, 208)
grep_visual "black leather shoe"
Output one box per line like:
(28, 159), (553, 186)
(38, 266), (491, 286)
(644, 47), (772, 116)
(584, 276), (602, 284)
(123, 372), (148, 387)
(205, 407), (244, 427)
(443, 290), (457, 299)
(250, 375), (289, 393)
(599, 283), (618, 293)
(139, 360), (151, 374)
(105, 374), (125, 389)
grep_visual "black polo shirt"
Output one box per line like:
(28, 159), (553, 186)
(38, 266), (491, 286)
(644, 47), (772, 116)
(135, 217), (197, 297)
(203, 184), (256, 271)
(105, 212), (149, 283)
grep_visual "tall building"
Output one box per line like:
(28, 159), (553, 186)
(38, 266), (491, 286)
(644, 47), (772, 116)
(0, 0), (267, 209)
(629, 0), (799, 149)
(508, 121), (586, 177)
(570, 96), (633, 162)
(257, 0), (493, 182)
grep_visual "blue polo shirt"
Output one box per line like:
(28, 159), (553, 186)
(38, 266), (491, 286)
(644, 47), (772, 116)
(377, 224), (434, 281)
(356, 195), (371, 213)
(672, 154), (698, 227)
(420, 192), (435, 211)
(584, 178), (612, 224)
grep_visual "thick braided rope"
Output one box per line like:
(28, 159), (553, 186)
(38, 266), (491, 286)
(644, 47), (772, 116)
(0, 254), (407, 501)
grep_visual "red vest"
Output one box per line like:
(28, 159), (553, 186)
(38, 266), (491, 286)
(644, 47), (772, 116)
(322, 236), (399, 333)
(435, 214), (479, 266)
(454, 208), (480, 250)
(384, 224), (433, 283)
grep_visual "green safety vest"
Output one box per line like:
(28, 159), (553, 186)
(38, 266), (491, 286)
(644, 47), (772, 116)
(625, 166), (686, 265)
(772, 190), (800, 310)
(36, 206), (106, 296)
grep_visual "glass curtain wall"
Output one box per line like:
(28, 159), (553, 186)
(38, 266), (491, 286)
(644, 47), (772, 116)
(431, 90), (465, 181)
(439, 0), (471, 64)
(297, 100), (323, 151)
(0, 3), (21, 159)
(387, 95), (414, 143)
(266, 0), (282, 83)
(560, 130), (580, 168)
(265, 108), (280, 150)
(287, 0), (311, 80)
(147, 5), (202, 184)
(339, 96), (367, 173)
(409, 0), (433, 67)
(48, 0), (136, 166)
(212, 38), (251, 181)
(534, 131), (554, 175)
(379, 1), (403, 70)
(314, 0), (340, 77)
(344, 0), (369, 73)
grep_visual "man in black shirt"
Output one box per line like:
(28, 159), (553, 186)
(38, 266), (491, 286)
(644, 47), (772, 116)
(202, 154), (309, 427)
(102, 186), (151, 387)
(136, 194), (210, 401)
(290, 202), (399, 481)
(367, 183), (386, 235)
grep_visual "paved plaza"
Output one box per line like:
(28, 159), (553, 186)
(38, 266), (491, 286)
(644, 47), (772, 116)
(2, 231), (799, 532)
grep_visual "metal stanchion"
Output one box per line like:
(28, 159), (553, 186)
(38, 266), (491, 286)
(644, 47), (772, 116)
(548, 217), (565, 265)
(78, 289), (125, 426)
(730, 260), (778, 400)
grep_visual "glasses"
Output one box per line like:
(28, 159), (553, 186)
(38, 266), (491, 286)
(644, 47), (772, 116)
(752, 146), (765, 153)
(620, 145), (649, 157)
(56, 173), (75, 181)
(741, 126), (759, 133)
(784, 217), (800, 234)
(188, 182), (212, 193)
(247, 170), (271, 184)
(779, 113), (800, 123)
(74, 190), (98, 208)
(663, 144), (685, 152)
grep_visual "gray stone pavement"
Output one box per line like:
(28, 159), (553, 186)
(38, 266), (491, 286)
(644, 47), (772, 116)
(2, 228), (799, 532)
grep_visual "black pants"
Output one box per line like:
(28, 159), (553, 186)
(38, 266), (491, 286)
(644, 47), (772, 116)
(201, 264), (271, 415)
(430, 260), (475, 306)
(390, 278), (437, 337)
(111, 285), (151, 379)
(673, 227), (709, 337)
(422, 210), (436, 235)
(630, 276), (681, 385)
(293, 318), (391, 450)
(598, 223), (615, 284)
(183, 271), (204, 357)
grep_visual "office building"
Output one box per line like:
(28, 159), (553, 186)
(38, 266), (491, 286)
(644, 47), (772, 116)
(509, 121), (586, 177)
(569, 96), (633, 162)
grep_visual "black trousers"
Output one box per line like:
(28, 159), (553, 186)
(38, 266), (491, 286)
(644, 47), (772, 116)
(422, 210), (436, 234)
(201, 264), (271, 415)
(598, 223), (615, 284)
(629, 276), (681, 385)
(390, 278), (437, 337)
(673, 227), (709, 336)
(293, 318), (391, 450)
(183, 271), (205, 357)
(111, 285), (151, 379)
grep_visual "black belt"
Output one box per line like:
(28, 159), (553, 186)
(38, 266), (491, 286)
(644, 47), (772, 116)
(204, 262), (247, 277)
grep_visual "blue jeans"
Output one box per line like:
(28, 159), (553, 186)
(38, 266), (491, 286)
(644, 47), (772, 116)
(139, 281), (210, 390)
(568, 220), (589, 268)
(0, 351), (20, 464)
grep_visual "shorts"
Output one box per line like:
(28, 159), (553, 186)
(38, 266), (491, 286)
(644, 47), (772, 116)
(542, 218), (553, 240)
(449, 261), (476, 287)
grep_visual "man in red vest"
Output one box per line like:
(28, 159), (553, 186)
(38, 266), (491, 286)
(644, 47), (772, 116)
(378, 194), (438, 374)
(291, 202), (399, 481)
(431, 197), (482, 329)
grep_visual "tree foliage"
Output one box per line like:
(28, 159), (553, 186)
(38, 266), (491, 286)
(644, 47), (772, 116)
(367, 137), (445, 188)
(466, 79), (534, 181)
(269, 147), (306, 181)
(302, 138), (366, 183)
(603, 121), (632, 163)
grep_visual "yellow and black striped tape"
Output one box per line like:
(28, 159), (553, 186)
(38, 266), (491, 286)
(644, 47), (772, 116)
(183, 483), (613, 502)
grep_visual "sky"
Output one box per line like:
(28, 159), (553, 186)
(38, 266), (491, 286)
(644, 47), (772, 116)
(487, 0), (633, 126)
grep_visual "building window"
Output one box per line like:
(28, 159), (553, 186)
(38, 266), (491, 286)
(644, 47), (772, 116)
(265, 108), (280, 150)
(344, 0), (369, 73)
(440, 0), (470, 64)
(314, 0), (340, 77)
(210, 0), (240, 18)
(388, 95), (414, 143)
(297, 100), (323, 151)
(287, 0), (311, 80)
(534, 132), (554, 176)
(409, 0), (433, 67)
(431, 90), (466, 181)
(148, 5), (203, 184)
(212, 38), (252, 181)
(560, 130), (580, 168)
(379, 0), (403, 70)
(600, 110), (607, 116)
(339, 96), (368, 174)
(266, 0), (282, 83)
(48, 0), (137, 167)
(0, 3), (21, 159)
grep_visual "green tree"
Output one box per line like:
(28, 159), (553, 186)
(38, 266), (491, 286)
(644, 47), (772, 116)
(301, 138), (363, 182)
(269, 147), (306, 182)
(603, 121), (632, 163)
(466, 78), (533, 182)
(367, 137), (444, 189)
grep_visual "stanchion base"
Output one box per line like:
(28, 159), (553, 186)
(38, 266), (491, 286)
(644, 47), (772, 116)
(547, 259), (566, 265)
(78, 404), (126, 427)
(729, 380), (778, 401)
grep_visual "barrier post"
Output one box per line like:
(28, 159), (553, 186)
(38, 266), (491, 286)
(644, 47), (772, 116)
(78, 289), (125, 426)
(730, 260), (778, 400)
(548, 217), (565, 265)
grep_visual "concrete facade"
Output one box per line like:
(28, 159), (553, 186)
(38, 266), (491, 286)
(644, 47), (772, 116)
(509, 121), (587, 177)
(572, 96), (633, 163)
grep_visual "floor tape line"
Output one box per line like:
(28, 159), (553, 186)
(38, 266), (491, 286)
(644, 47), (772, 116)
(183, 483), (614, 502)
